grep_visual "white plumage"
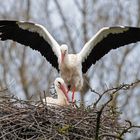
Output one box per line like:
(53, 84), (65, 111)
(0, 20), (140, 102)
(43, 77), (69, 106)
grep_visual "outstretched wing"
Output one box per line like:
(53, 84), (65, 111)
(0, 20), (61, 71)
(79, 26), (140, 73)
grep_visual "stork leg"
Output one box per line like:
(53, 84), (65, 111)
(72, 86), (76, 103)
(66, 89), (70, 102)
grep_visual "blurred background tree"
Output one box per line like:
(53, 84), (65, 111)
(0, 0), (140, 139)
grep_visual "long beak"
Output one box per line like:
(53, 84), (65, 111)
(60, 84), (69, 102)
(61, 52), (65, 63)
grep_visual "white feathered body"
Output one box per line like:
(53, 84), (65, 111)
(59, 54), (83, 91)
(45, 96), (69, 106)
(43, 87), (69, 106)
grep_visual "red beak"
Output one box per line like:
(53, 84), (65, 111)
(60, 84), (69, 102)
(61, 52), (65, 63)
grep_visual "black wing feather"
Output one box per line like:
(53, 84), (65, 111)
(0, 20), (59, 71)
(82, 27), (140, 73)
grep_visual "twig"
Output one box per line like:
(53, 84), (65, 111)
(94, 94), (113, 140)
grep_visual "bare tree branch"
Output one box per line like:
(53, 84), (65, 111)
(54, 0), (76, 52)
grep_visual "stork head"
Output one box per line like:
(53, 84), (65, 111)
(60, 44), (68, 63)
(54, 77), (69, 102)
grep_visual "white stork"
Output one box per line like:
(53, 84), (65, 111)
(0, 20), (140, 102)
(43, 77), (69, 106)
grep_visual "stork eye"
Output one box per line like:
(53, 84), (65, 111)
(58, 81), (61, 85)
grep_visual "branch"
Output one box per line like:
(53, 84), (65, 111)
(92, 80), (140, 139)
(94, 93), (113, 140)
(92, 79), (140, 107)
(54, 0), (76, 52)
(119, 120), (140, 137)
(99, 133), (123, 140)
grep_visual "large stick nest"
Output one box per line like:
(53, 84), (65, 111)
(0, 80), (140, 140)
(0, 96), (131, 140)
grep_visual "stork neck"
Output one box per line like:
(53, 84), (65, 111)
(61, 54), (69, 64)
(55, 87), (67, 100)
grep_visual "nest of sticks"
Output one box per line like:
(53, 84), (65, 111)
(0, 96), (134, 140)
(0, 81), (140, 140)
